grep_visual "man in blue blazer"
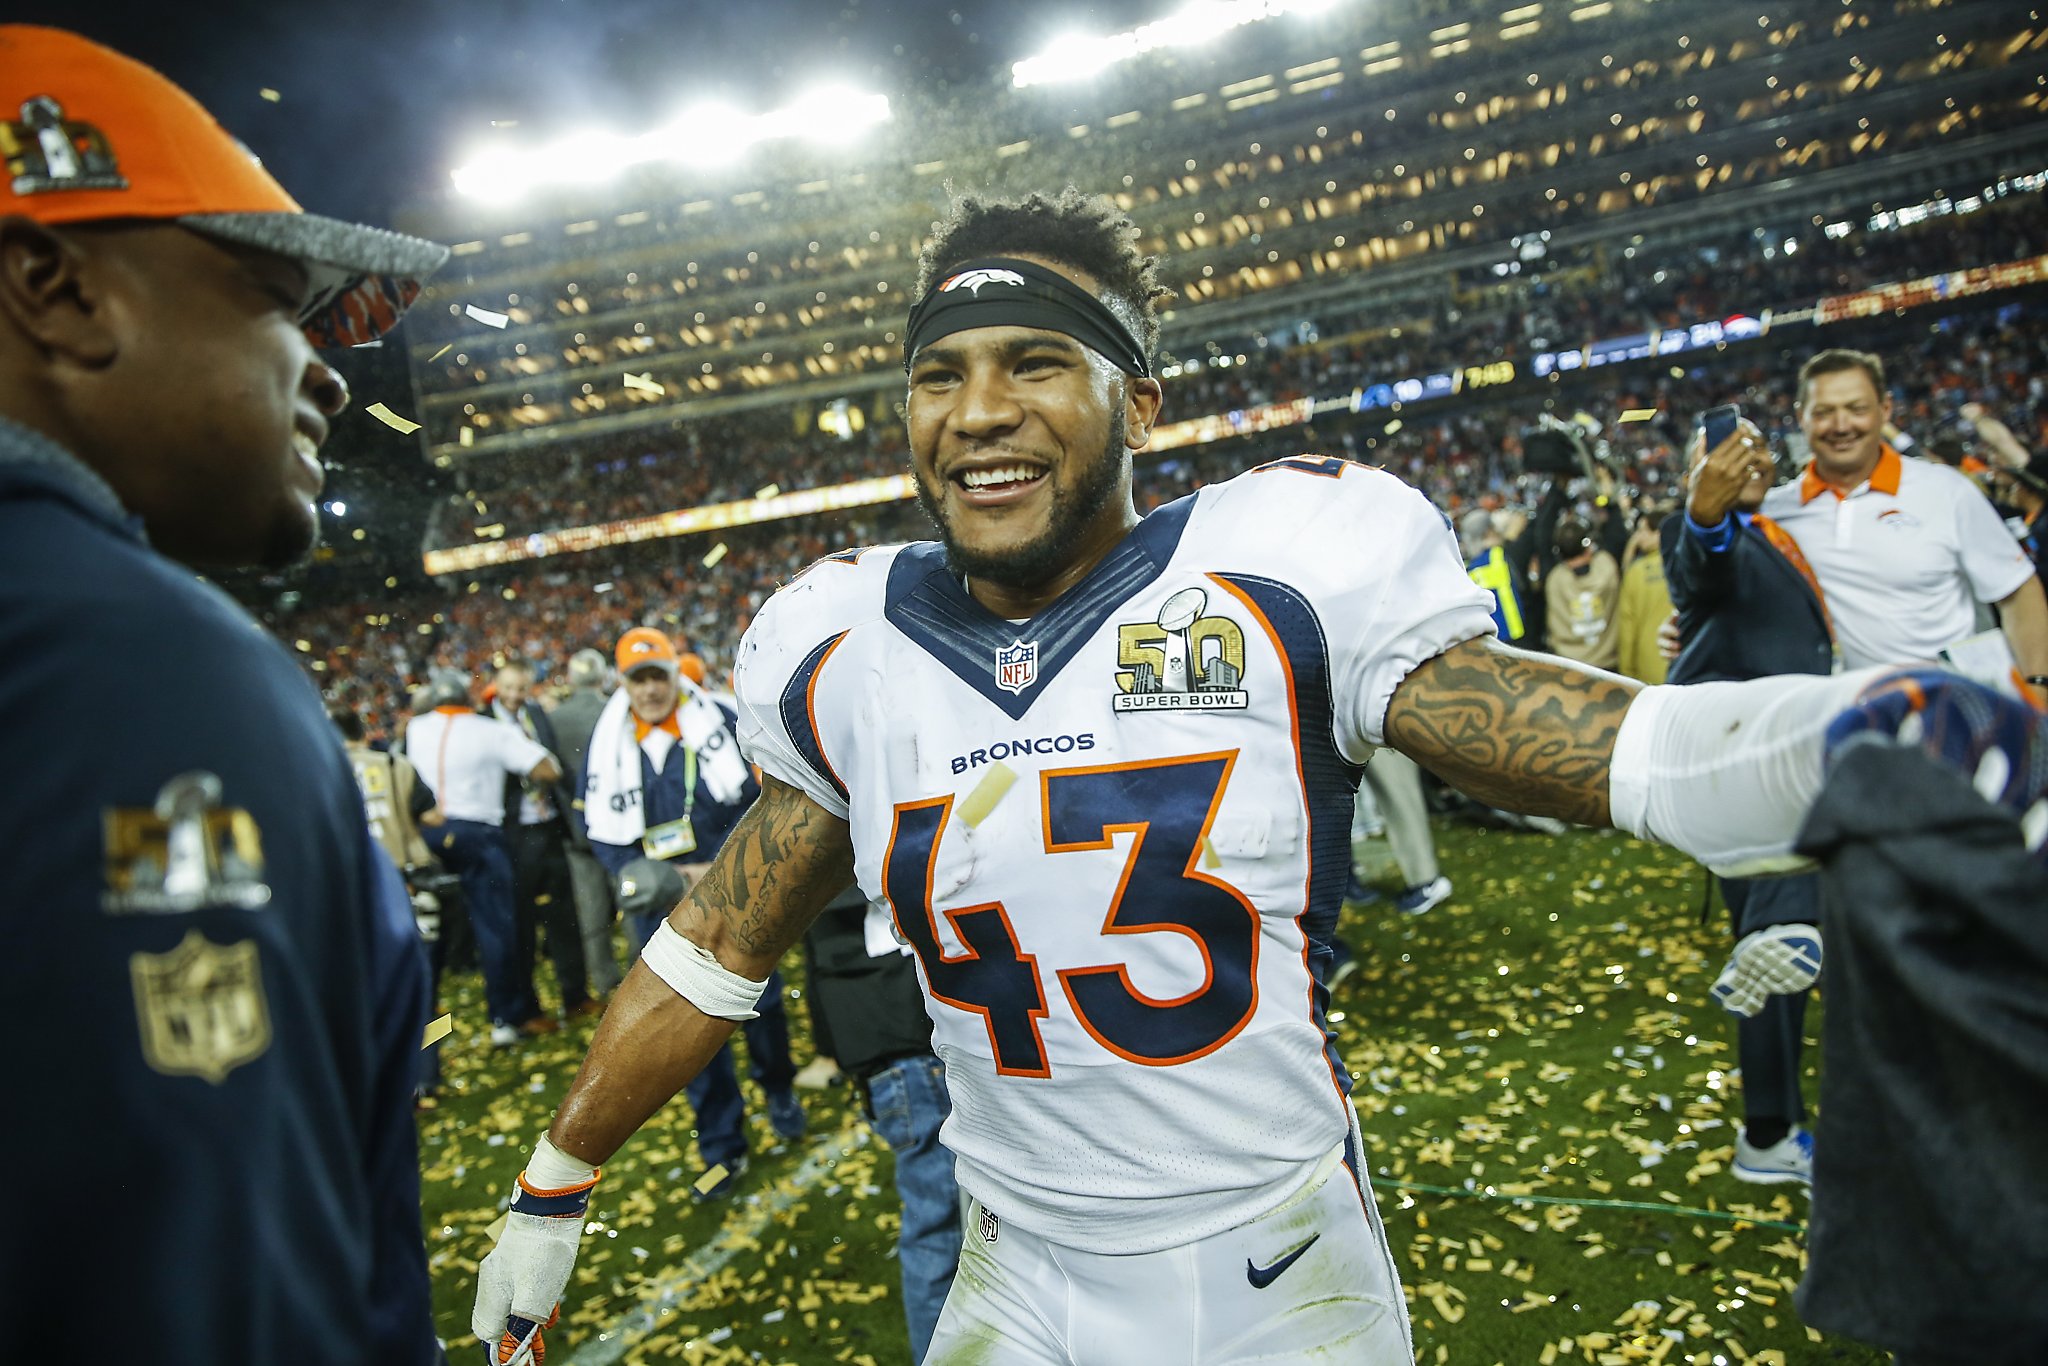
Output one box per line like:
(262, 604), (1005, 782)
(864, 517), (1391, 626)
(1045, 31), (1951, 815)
(1663, 420), (1831, 1187)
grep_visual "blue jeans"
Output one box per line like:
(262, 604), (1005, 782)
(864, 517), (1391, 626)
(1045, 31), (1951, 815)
(866, 1053), (960, 1364)
(626, 911), (796, 1169)
(436, 820), (536, 1025)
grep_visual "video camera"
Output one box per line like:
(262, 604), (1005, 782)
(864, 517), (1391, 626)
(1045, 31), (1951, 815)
(1520, 411), (1614, 480)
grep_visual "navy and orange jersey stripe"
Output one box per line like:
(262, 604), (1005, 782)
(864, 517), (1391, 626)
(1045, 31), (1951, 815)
(1210, 570), (1365, 1106)
(778, 630), (850, 804)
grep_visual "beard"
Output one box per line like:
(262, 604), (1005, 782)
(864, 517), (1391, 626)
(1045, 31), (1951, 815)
(914, 408), (1128, 591)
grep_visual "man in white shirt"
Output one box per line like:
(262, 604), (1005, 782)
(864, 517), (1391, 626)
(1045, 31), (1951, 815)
(408, 668), (563, 1046)
(1759, 349), (2048, 688)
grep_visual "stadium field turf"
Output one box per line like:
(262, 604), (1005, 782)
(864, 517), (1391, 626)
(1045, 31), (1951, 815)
(418, 823), (1886, 1365)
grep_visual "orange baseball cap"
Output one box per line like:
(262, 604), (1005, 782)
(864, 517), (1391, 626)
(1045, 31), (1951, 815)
(675, 652), (708, 686)
(616, 627), (679, 677)
(0, 25), (447, 347)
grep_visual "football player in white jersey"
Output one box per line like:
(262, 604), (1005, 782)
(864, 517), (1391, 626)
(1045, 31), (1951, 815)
(473, 189), (2048, 1365)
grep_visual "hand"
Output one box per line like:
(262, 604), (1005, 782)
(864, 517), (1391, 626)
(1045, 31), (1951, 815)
(1657, 610), (1682, 663)
(420, 805), (447, 828)
(1685, 420), (1773, 526)
(473, 1158), (600, 1363)
(1826, 669), (2048, 862)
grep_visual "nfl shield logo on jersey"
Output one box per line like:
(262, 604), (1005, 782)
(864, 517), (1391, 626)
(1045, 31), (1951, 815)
(978, 1205), (1000, 1245)
(995, 638), (1038, 695)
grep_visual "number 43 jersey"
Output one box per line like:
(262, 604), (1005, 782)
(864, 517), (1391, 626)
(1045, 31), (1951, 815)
(735, 459), (1497, 1254)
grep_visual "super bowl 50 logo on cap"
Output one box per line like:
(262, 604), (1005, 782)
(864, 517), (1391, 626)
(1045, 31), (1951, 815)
(3, 96), (128, 196)
(1114, 586), (1249, 712)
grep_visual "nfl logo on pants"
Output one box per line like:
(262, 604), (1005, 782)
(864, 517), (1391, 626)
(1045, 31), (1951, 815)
(995, 639), (1037, 696)
(978, 1206), (1000, 1245)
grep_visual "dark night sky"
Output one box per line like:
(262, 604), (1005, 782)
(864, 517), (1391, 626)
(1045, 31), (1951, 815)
(33, 0), (1174, 226)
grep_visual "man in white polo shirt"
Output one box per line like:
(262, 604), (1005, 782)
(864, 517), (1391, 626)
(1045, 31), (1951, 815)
(1760, 349), (2048, 688)
(408, 667), (564, 1046)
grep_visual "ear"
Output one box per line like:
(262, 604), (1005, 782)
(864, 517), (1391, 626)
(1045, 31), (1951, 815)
(1123, 374), (1165, 449)
(0, 217), (119, 367)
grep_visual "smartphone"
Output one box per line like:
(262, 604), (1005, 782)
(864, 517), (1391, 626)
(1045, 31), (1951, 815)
(1700, 403), (1741, 451)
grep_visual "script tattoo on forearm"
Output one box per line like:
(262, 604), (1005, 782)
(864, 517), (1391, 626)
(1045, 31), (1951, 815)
(1383, 637), (1640, 827)
(681, 775), (856, 967)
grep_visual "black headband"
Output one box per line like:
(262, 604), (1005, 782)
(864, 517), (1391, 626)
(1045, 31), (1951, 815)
(904, 256), (1151, 378)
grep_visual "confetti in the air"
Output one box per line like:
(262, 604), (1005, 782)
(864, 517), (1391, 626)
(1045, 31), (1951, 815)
(464, 304), (510, 328)
(365, 402), (422, 434)
(1619, 408), (1660, 423)
(428, 343), (453, 363)
(1202, 839), (1222, 870)
(701, 542), (728, 569)
(959, 762), (1017, 828)
(420, 1013), (453, 1049)
(258, 88), (281, 102)
(459, 426), (474, 447)
(755, 483), (781, 500)
(623, 371), (664, 396)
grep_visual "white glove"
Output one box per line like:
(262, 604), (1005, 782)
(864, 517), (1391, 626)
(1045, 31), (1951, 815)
(473, 1138), (600, 1362)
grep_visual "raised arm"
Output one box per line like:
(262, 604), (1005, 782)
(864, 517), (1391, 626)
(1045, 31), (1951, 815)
(1382, 635), (1638, 827)
(550, 773), (855, 1164)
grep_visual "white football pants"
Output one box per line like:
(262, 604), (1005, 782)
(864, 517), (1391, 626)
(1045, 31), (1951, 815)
(923, 1106), (1412, 1364)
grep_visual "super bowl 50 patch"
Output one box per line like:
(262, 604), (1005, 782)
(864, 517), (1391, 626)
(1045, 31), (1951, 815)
(1113, 585), (1249, 712)
(2, 96), (128, 197)
(103, 771), (272, 914)
(129, 929), (272, 1084)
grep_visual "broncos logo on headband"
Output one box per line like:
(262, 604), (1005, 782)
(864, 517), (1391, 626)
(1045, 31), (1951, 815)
(941, 267), (1027, 296)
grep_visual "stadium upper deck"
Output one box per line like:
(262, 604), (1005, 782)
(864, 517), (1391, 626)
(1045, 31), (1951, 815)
(397, 0), (2046, 469)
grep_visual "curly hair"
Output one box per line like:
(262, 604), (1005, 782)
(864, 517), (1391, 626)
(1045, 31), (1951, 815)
(915, 188), (1173, 361)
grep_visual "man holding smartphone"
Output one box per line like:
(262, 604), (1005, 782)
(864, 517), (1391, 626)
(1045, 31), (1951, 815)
(1664, 413), (1831, 1184)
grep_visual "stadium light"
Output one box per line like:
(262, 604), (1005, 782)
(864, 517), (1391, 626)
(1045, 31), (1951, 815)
(450, 88), (893, 200)
(1011, 0), (1348, 87)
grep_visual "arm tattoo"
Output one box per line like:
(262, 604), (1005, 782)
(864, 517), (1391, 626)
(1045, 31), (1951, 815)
(678, 776), (856, 972)
(1382, 637), (1640, 827)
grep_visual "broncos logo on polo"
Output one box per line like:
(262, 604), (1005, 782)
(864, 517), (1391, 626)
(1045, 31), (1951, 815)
(941, 267), (1027, 296)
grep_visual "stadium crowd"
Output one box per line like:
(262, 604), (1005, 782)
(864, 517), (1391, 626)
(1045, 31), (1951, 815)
(422, 190), (2047, 551)
(280, 291), (2048, 750)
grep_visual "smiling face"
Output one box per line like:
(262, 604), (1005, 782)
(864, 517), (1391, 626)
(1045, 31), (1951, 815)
(39, 222), (348, 570)
(905, 257), (1161, 600)
(626, 667), (678, 725)
(1799, 366), (1892, 488)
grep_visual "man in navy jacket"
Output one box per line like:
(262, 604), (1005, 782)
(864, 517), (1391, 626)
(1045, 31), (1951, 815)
(1663, 419), (1831, 1187)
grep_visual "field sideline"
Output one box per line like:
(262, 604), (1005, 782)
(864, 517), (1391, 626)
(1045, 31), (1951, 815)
(416, 823), (1884, 1366)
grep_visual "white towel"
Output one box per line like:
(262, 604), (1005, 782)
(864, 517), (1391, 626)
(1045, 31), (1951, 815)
(583, 680), (751, 847)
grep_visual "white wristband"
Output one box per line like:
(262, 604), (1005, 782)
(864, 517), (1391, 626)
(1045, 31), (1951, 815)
(1609, 668), (1892, 876)
(640, 920), (770, 1021)
(524, 1134), (596, 1190)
